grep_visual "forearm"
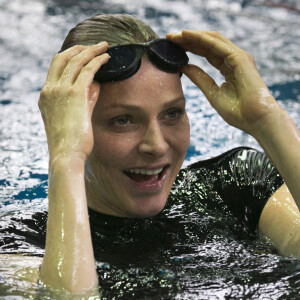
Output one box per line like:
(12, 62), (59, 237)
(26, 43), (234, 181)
(252, 103), (300, 210)
(40, 156), (98, 294)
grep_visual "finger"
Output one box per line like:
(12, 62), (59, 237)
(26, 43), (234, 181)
(182, 64), (219, 106)
(166, 32), (175, 39)
(75, 53), (110, 87)
(199, 31), (246, 73)
(169, 30), (238, 65)
(168, 30), (240, 57)
(166, 31), (184, 40)
(46, 45), (88, 82)
(205, 53), (234, 76)
(168, 32), (233, 78)
(169, 31), (237, 77)
(88, 81), (101, 115)
(204, 31), (238, 48)
(166, 32), (193, 51)
(180, 30), (236, 58)
(61, 42), (108, 85)
(167, 31), (228, 63)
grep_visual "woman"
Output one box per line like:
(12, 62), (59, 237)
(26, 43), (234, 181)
(36, 13), (300, 296)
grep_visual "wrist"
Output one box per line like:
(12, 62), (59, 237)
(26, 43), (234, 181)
(248, 103), (288, 142)
(49, 152), (86, 175)
(47, 152), (87, 208)
(47, 133), (93, 166)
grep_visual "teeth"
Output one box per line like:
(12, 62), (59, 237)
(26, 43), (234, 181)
(126, 167), (163, 175)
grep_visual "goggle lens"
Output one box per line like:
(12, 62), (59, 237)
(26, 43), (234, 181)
(150, 39), (187, 65)
(94, 39), (188, 83)
(100, 46), (138, 72)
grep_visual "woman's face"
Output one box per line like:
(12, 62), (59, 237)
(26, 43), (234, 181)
(86, 58), (190, 218)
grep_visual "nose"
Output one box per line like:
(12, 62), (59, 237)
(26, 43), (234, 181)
(138, 121), (169, 158)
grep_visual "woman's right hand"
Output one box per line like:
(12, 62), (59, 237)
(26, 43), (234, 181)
(38, 42), (109, 163)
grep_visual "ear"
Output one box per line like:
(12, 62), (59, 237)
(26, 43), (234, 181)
(88, 81), (101, 114)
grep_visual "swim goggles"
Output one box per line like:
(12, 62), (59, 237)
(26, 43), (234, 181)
(94, 38), (189, 83)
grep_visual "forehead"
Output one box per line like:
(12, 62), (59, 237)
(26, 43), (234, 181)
(97, 58), (183, 108)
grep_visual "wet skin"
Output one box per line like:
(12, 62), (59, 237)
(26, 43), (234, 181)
(37, 31), (300, 295)
(86, 58), (190, 218)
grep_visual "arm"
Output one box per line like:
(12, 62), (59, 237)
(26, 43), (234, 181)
(38, 42), (109, 294)
(40, 157), (98, 294)
(259, 184), (300, 258)
(167, 30), (300, 256)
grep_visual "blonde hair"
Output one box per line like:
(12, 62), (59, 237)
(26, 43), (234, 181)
(60, 14), (159, 52)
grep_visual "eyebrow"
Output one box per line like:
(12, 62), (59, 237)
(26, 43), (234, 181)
(103, 97), (186, 111)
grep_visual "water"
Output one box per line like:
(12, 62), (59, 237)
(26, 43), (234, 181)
(0, 0), (300, 298)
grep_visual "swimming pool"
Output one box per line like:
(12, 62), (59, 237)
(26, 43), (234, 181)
(0, 0), (299, 298)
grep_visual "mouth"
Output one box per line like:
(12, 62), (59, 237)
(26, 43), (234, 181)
(123, 166), (169, 192)
(124, 166), (168, 183)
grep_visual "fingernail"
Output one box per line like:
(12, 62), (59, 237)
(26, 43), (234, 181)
(97, 41), (108, 46)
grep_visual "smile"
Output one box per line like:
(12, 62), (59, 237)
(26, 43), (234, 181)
(126, 168), (163, 175)
(123, 166), (169, 192)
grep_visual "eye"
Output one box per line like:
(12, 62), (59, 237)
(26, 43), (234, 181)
(113, 115), (131, 126)
(165, 108), (184, 119)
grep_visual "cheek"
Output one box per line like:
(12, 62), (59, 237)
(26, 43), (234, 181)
(181, 119), (191, 150)
(168, 117), (190, 155)
(93, 131), (138, 162)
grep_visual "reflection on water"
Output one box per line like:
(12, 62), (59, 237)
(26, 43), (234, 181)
(0, 0), (300, 298)
(0, 255), (41, 298)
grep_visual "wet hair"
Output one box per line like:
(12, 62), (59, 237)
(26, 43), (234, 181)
(60, 14), (159, 52)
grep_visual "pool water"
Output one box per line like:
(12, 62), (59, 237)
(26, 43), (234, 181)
(0, 0), (300, 298)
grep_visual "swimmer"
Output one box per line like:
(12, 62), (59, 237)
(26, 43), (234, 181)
(2, 14), (300, 297)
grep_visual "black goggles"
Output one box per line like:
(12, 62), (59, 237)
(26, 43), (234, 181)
(94, 38), (189, 83)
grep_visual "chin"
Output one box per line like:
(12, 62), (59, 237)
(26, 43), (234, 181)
(128, 199), (166, 218)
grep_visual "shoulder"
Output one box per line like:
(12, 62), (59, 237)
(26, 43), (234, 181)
(185, 146), (258, 170)
(174, 146), (265, 190)
(185, 146), (282, 187)
(178, 147), (284, 234)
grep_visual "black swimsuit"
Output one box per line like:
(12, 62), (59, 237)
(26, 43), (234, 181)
(1, 147), (290, 299)
(0, 147), (284, 253)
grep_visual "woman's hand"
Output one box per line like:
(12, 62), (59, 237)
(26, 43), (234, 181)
(167, 30), (300, 258)
(38, 42), (109, 163)
(166, 30), (281, 136)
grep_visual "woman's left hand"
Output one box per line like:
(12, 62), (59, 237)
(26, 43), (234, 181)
(166, 30), (281, 136)
(167, 30), (300, 259)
